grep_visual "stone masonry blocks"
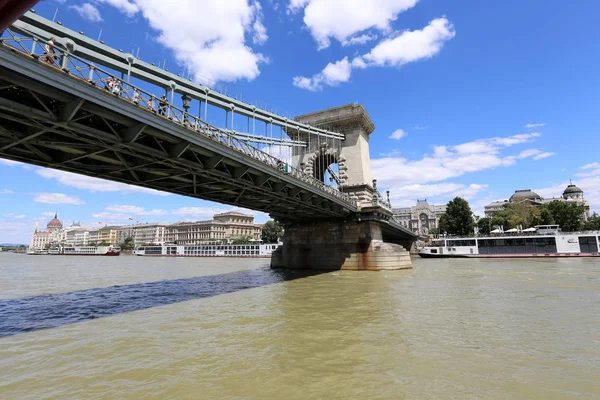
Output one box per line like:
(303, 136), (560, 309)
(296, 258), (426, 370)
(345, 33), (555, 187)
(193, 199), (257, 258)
(271, 220), (412, 271)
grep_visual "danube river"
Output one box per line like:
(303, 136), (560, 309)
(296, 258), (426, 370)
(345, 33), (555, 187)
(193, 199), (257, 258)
(0, 252), (599, 399)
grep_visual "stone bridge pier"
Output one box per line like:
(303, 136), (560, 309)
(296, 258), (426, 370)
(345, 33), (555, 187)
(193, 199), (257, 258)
(271, 104), (414, 271)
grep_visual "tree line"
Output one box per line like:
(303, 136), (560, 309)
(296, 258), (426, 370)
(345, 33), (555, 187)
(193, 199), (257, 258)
(430, 197), (599, 236)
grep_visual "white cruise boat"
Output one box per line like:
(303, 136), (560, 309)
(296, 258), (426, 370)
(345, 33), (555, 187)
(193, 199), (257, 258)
(133, 243), (280, 258)
(59, 246), (121, 256)
(418, 225), (600, 258)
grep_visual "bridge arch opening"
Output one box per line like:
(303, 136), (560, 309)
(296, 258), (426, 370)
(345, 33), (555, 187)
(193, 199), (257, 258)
(306, 145), (344, 188)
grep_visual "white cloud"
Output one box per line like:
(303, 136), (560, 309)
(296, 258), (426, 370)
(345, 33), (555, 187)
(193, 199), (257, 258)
(294, 17), (455, 90)
(360, 17), (455, 67)
(41, 212), (57, 217)
(289, 0), (418, 49)
(102, 0), (268, 84)
(70, 3), (103, 22)
(389, 128), (407, 140)
(536, 167), (600, 213)
(532, 152), (555, 161)
(517, 149), (541, 159)
(0, 159), (22, 166)
(582, 162), (600, 170)
(293, 57), (352, 90)
(251, 0), (269, 45)
(34, 193), (85, 205)
(373, 132), (542, 189)
(342, 33), (378, 47)
(105, 204), (168, 215)
(0, 221), (32, 245)
(172, 207), (227, 218)
(389, 183), (488, 207)
(525, 123), (545, 129)
(576, 162), (600, 178)
(94, 0), (139, 17)
(4, 213), (27, 219)
(92, 212), (131, 222)
(36, 168), (169, 196)
(0, 189), (14, 194)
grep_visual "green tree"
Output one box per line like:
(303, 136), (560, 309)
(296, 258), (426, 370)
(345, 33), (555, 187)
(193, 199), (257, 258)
(428, 227), (440, 237)
(542, 201), (585, 232)
(120, 236), (135, 250)
(477, 217), (491, 235)
(444, 197), (474, 236)
(539, 207), (554, 225)
(491, 212), (508, 230)
(98, 241), (110, 246)
(438, 214), (449, 234)
(261, 220), (283, 243)
(232, 236), (253, 244)
(583, 212), (600, 231)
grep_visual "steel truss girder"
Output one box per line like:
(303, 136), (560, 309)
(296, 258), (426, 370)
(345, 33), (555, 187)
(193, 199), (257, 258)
(0, 72), (353, 220)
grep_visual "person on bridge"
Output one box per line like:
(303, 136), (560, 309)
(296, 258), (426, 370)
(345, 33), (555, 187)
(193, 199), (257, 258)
(112, 79), (121, 96)
(43, 37), (57, 65)
(105, 77), (114, 92)
(148, 95), (155, 112)
(132, 89), (140, 105)
(158, 95), (167, 116)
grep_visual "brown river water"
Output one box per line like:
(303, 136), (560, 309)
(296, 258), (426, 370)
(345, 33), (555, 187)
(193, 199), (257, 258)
(0, 252), (599, 399)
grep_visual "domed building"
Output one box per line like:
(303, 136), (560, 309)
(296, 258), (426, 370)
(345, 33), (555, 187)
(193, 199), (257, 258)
(558, 182), (589, 220)
(563, 183), (584, 201)
(485, 183), (590, 221)
(509, 189), (543, 204)
(46, 212), (63, 232)
(30, 213), (65, 250)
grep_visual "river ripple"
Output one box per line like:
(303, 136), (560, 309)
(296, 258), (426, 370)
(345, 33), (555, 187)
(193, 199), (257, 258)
(0, 252), (599, 399)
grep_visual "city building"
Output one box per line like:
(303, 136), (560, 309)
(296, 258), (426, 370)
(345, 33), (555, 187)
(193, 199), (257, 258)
(165, 220), (227, 244)
(28, 211), (264, 249)
(213, 212), (262, 241)
(64, 227), (93, 246)
(88, 230), (99, 245)
(165, 212), (262, 245)
(30, 213), (63, 250)
(98, 226), (120, 245)
(117, 223), (169, 247)
(484, 183), (590, 220)
(393, 200), (447, 236)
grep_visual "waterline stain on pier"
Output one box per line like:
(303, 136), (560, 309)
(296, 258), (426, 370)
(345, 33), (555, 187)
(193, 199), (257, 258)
(0, 268), (325, 337)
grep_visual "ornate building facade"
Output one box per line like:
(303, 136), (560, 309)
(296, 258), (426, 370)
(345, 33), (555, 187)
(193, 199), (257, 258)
(484, 183), (590, 221)
(393, 200), (447, 236)
(30, 213), (63, 250)
(165, 212), (262, 245)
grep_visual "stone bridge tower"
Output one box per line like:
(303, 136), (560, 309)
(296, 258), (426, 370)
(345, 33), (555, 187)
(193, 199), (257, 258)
(290, 104), (378, 208)
(272, 104), (413, 271)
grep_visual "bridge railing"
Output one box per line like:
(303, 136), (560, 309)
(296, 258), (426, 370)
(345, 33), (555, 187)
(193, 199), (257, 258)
(0, 27), (358, 208)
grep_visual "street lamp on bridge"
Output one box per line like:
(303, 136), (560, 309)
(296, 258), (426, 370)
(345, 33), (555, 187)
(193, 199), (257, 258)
(181, 94), (192, 125)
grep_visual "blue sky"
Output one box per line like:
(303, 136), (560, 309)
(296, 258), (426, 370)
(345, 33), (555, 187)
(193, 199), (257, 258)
(1, 0), (600, 243)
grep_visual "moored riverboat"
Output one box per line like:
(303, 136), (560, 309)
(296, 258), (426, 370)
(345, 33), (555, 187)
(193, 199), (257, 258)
(60, 246), (121, 256)
(133, 243), (279, 258)
(418, 225), (600, 258)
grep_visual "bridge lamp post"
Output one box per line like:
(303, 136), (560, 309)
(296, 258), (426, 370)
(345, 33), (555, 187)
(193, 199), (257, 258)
(181, 94), (192, 125)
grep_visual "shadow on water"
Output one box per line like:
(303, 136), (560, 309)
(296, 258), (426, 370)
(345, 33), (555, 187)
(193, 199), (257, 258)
(0, 268), (327, 338)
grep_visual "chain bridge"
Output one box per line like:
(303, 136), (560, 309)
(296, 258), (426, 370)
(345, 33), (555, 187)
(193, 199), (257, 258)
(0, 9), (416, 270)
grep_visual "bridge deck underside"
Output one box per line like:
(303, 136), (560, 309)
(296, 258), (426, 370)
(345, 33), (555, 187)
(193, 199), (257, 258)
(0, 47), (356, 220)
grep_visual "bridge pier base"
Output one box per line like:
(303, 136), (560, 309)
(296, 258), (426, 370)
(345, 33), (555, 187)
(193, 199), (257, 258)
(271, 220), (412, 271)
